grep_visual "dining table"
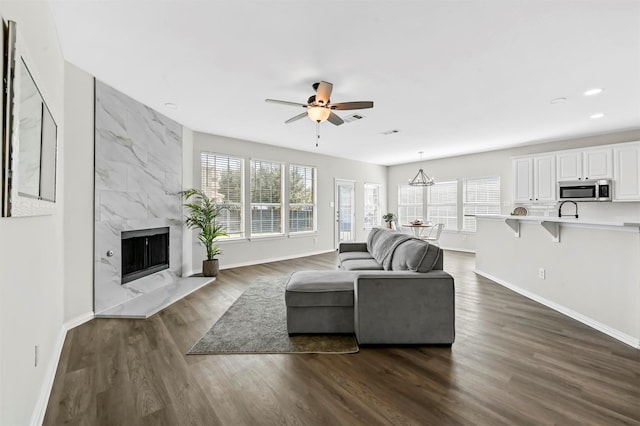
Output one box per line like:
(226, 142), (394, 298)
(402, 223), (434, 237)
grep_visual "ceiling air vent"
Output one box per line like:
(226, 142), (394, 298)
(343, 113), (366, 123)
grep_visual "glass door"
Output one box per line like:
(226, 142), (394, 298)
(335, 179), (356, 248)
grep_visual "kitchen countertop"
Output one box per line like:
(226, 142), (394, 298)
(476, 214), (640, 229)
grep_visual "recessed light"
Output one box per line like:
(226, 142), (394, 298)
(164, 102), (177, 109)
(550, 97), (566, 104)
(590, 113), (605, 119)
(584, 88), (603, 96)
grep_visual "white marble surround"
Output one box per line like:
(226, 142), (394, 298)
(94, 81), (185, 314)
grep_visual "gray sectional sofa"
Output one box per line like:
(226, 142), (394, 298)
(285, 227), (455, 345)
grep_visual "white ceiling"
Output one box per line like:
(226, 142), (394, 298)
(51, 0), (640, 166)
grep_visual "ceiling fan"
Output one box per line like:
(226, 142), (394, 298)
(265, 81), (374, 126)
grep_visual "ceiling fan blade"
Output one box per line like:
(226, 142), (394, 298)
(265, 99), (308, 108)
(315, 81), (333, 105)
(285, 111), (308, 124)
(329, 101), (374, 110)
(327, 111), (344, 126)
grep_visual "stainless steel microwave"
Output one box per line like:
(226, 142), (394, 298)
(558, 179), (612, 201)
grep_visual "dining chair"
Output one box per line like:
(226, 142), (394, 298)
(424, 223), (444, 245)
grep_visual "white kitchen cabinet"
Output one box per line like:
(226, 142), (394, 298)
(556, 148), (612, 181)
(556, 152), (582, 181)
(583, 148), (612, 180)
(533, 155), (556, 201)
(513, 158), (533, 202)
(513, 155), (556, 202)
(613, 143), (640, 201)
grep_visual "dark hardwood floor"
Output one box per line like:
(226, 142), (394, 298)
(44, 251), (640, 425)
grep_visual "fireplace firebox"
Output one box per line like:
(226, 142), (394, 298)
(121, 227), (169, 284)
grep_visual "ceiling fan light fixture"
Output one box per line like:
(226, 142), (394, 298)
(307, 106), (330, 123)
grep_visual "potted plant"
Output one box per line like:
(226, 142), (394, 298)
(181, 188), (229, 277)
(382, 213), (396, 229)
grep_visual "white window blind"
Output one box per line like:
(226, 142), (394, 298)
(398, 184), (424, 225)
(463, 177), (501, 232)
(200, 152), (243, 238)
(427, 180), (458, 231)
(364, 183), (382, 228)
(289, 164), (316, 233)
(250, 159), (283, 236)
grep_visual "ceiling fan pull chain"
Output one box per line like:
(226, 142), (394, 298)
(316, 122), (320, 148)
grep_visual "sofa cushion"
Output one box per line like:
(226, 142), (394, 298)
(340, 259), (384, 271)
(339, 251), (375, 262)
(285, 271), (356, 307)
(366, 227), (414, 269)
(391, 239), (441, 272)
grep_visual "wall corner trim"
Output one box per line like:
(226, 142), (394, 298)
(31, 311), (95, 426)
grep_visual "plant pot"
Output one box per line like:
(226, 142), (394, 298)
(202, 259), (219, 277)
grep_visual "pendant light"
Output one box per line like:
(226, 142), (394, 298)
(408, 151), (435, 186)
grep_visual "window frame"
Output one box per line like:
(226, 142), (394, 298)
(249, 158), (284, 238)
(397, 184), (425, 225)
(288, 163), (317, 234)
(426, 180), (458, 231)
(462, 176), (501, 232)
(364, 182), (382, 229)
(200, 151), (244, 239)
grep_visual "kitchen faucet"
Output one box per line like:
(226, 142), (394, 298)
(558, 200), (578, 218)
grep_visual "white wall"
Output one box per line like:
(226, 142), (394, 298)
(387, 129), (640, 252)
(0, 2), (66, 425)
(189, 132), (387, 272)
(63, 62), (94, 321)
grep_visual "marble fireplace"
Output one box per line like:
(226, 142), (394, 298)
(94, 81), (184, 315)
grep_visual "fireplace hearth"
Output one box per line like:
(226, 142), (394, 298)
(121, 227), (170, 284)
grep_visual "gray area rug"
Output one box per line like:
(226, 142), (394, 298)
(188, 276), (359, 354)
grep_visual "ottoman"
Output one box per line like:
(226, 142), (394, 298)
(285, 271), (357, 334)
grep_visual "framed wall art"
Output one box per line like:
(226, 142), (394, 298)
(2, 20), (58, 217)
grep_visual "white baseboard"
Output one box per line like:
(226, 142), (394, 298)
(218, 249), (336, 271)
(31, 311), (95, 426)
(474, 269), (640, 349)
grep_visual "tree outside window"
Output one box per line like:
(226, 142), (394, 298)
(251, 159), (283, 236)
(289, 164), (316, 233)
(200, 152), (243, 238)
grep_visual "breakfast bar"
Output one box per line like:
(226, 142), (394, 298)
(474, 214), (640, 348)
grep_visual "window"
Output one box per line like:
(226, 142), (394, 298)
(289, 164), (316, 233)
(250, 159), (283, 236)
(427, 180), (458, 231)
(398, 184), (424, 224)
(200, 152), (243, 238)
(463, 177), (501, 232)
(364, 183), (382, 228)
